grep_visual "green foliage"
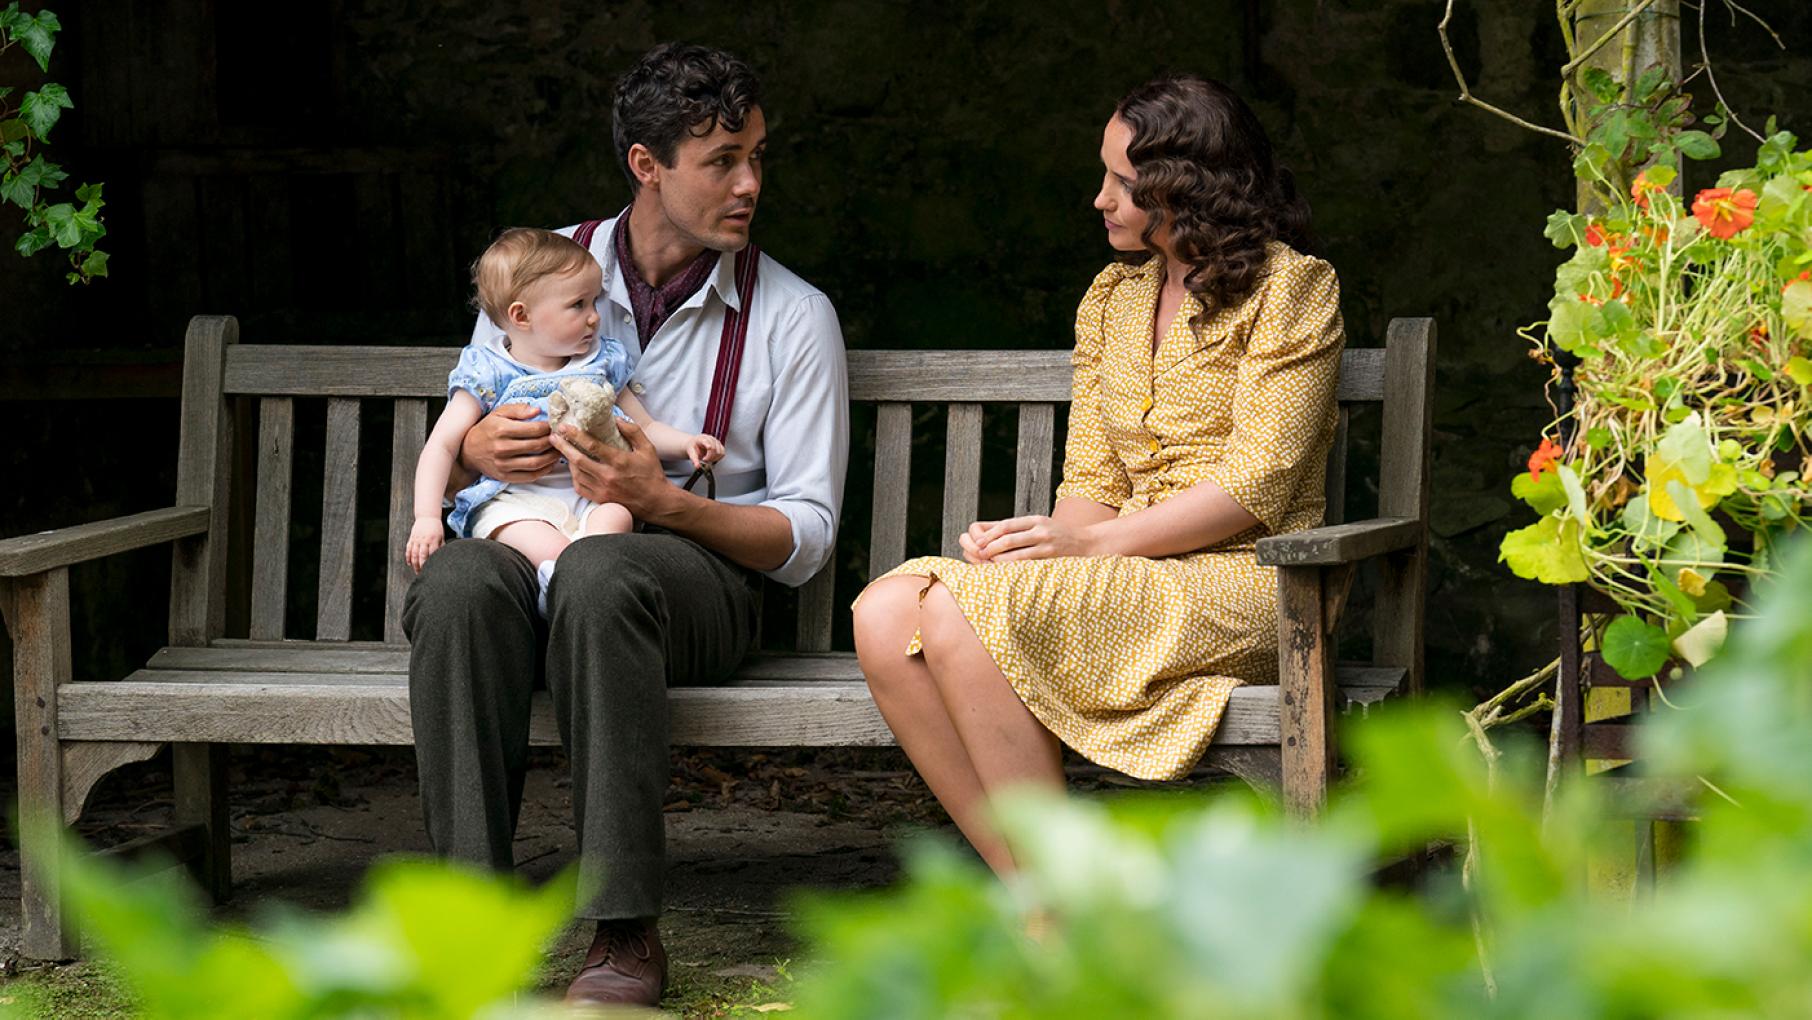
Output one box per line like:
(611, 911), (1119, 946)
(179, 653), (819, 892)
(0, 4), (106, 283)
(1506, 108), (1812, 676)
(5, 826), (582, 1019)
(789, 539), (1812, 1018)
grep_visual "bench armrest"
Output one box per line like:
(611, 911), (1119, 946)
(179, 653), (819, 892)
(0, 507), (212, 578)
(1254, 516), (1421, 568)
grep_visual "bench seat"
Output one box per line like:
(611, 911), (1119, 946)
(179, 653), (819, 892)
(53, 641), (1405, 749)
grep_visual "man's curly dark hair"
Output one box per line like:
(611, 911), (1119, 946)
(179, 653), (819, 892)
(612, 43), (762, 194)
(1115, 75), (1314, 332)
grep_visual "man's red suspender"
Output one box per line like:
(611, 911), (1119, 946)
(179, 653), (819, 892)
(573, 218), (760, 443)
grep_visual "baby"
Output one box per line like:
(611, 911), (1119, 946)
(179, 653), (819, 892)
(407, 227), (723, 614)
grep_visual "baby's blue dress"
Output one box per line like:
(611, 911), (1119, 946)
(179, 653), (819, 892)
(445, 337), (633, 537)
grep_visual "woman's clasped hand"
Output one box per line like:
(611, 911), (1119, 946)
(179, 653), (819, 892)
(959, 515), (1101, 564)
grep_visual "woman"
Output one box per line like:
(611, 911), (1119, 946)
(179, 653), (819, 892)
(851, 75), (1345, 876)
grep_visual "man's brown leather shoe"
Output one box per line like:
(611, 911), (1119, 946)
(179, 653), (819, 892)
(564, 918), (667, 1008)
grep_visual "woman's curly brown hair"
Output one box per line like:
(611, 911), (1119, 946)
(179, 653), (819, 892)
(1115, 75), (1314, 332)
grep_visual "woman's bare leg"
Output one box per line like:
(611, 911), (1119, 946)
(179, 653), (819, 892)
(854, 575), (1013, 874)
(916, 581), (1064, 871)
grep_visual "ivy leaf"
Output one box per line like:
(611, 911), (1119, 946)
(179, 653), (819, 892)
(20, 84), (71, 141)
(1499, 516), (1589, 585)
(75, 181), (102, 206)
(0, 118), (26, 143)
(1601, 615), (1672, 680)
(81, 249), (109, 278)
(41, 201), (80, 247)
(14, 226), (51, 256)
(1674, 130), (1721, 161)
(13, 9), (59, 73)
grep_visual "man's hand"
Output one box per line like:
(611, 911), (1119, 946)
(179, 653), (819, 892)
(461, 403), (559, 483)
(550, 419), (683, 523)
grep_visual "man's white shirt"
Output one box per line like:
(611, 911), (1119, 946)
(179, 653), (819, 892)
(467, 213), (849, 587)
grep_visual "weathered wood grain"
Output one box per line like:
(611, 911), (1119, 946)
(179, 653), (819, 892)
(1253, 517), (1421, 567)
(1278, 566), (1335, 816)
(1374, 318), (1436, 697)
(61, 741), (161, 826)
(867, 403), (912, 580)
(1324, 406), (1349, 527)
(0, 507), (211, 578)
(1014, 403), (1055, 517)
(795, 566), (836, 653)
(316, 398), (361, 641)
(941, 404), (983, 558)
(386, 399), (427, 643)
(222, 346), (1390, 404)
(9, 568), (74, 958)
(250, 398), (295, 640)
(172, 743), (231, 901)
(170, 317), (238, 647)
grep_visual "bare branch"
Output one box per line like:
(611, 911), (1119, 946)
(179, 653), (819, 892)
(1561, 0), (1661, 78)
(1440, 0), (1584, 146)
(1698, 0), (1766, 143)
(1723, 0), (1785, 49)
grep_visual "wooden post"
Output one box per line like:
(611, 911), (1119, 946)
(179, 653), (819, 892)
(1572, 0), (1682, 210)
(5, 569), (77, 959)
(1279, 566), (1335, 815)
(1372, 319), (1436, 697)
(168, 315), (239, 903)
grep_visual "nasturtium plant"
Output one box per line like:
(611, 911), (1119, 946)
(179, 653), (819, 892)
(1503, 113), (1812, 680)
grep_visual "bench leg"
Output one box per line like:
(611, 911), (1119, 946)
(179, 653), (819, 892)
(1277, 565), (1337, 816)
(173, 743), (231, 902)
(4, 571), (79, 959)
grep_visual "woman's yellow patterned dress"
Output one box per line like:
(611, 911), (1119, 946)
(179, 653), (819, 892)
(867, 242), (1346, 781)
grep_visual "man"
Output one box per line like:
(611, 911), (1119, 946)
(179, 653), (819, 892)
(404, 43), (848, 1008)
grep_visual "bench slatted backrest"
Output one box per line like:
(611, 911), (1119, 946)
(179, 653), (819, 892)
(206, 340), (1397, 650)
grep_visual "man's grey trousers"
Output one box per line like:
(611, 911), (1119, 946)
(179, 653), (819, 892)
(403, 534), (758, 919)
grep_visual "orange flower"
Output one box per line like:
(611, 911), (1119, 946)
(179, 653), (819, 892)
(1585, 223), (1608, 247)
(1691, 187), (1758, 239)
(1528, 436), (1565, 483)
(1631, 170), (1666, 210)
(1578, 291), (1604, 307)
(1788, 271), (1812, 295)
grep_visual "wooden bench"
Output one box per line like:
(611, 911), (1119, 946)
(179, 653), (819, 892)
(0, 313), (1433, 959)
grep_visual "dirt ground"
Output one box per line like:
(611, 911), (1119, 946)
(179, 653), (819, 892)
(0, 745), (966, 1016)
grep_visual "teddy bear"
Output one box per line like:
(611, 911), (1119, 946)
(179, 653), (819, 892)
(545, 377), (630, 452)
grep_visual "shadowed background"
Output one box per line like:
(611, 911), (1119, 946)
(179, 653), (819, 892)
(2, 0), (1807, 727)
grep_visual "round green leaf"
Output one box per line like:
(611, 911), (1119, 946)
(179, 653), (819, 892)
(1602, 615), (1673, 679)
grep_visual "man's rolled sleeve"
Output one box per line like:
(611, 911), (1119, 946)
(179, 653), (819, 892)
(759, 294), (849, 587)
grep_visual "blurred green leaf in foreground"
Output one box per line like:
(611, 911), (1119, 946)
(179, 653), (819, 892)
(791, 538), (1812, 1019)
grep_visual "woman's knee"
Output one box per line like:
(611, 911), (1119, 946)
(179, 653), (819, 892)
(914, 582), (971, 660)
(853, 576), (921, 648)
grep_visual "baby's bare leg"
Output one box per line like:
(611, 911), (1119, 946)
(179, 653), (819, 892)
(491, 519), (570, 565)
(580, 502), (635, 536)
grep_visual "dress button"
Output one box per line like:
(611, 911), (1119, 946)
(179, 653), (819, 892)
(1141, 395), (1153, 412)
(1147, 438), (1160, 453)
(630, 381), (646, 395)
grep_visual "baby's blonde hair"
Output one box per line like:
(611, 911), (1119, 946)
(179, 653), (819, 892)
(471, 227), (596, 325)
